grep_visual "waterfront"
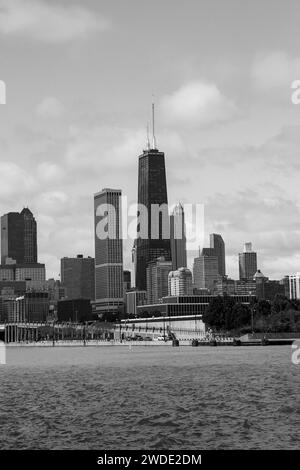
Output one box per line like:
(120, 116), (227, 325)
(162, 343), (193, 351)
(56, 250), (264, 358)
(0, 346), (299, 450)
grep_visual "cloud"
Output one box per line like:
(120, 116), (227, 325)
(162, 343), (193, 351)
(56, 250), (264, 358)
(203, 189), (300, 279)
(252, 51), (300, 92)
(36, 97), (65, 119)
(0, 0), (110, 43)
(0, 161), (37, 199)
(160, 81), (238, 128)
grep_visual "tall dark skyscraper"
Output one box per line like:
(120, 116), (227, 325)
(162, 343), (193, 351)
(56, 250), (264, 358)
(202, 233), (226, 277)
(239, 242), (257, 280)
(135, 106), (171, 290)
(1, 208), (37, 265)
(22, 208), (38, 264)
(61, 255), (95, 301)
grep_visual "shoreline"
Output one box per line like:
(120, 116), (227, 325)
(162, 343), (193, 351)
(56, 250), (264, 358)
(4, 339), (294, 347)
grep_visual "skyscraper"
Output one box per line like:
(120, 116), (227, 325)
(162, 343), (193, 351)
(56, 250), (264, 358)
(123, 270), (131, 292)
(135, 105), (171, 290)
(170, 203), (187, 270)
(239, 242), (257, 280)
(193, 255), (219, 292)
(94, 188), (124, 316)
(202, 233), (225, 277)
(168, 267), (193, 296)
(22, 208), (37, 264)
(146, 256), (172, 304)
(1, 208), (37, 265)
(61, 255), (95, 301)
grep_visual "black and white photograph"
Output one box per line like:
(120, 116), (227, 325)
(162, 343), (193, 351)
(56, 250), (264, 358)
(0, 0), (299, 465)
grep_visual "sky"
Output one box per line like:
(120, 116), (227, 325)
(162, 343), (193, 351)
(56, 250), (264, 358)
(1, 0), (300, 280)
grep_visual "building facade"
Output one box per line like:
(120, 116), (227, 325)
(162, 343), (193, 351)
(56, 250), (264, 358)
(125, 290), (147, 317)
(135, 144), (171, 291)
(193, 255), (219, 293)
(170, 203), (187, 270)
(1, 208), (37, 265)
(239, 242), (257, 280)
(94, 188), (124, 316)
(168, 267), (193, 296)
(61, 255), (95, 301)
(0, 263), (46, 290)
(146, 256), (172, 304)
(123, 270), (131, 292)
(289, 273), (300, 300)
(202, 234), (226, 277)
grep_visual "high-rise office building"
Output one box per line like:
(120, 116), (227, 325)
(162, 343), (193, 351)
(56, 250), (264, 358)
(22, 208), (37, 264)
(146, 256), (172, 304)
(239, 242), (257, 280)
(94, 188), (124, 316)
(1, 208), (37, 265)
(202, 233), (225, 277)
(289, 273), (300, 300)
(126, 290), (147, 317)
(135, 106), (171, 290)
(123, 270), (131, 292)
(0, 263), (46, 291)
(168, 267), (193, 296)
(193, 255), (219, 293)
(170, 203), (187, 270)
(61, 255), (95, 301)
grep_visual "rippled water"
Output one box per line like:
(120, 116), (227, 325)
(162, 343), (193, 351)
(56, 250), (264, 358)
(0, 345), (299, 450)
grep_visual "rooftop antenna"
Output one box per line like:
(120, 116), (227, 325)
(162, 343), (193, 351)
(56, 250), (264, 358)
(152, 96), (157, 150)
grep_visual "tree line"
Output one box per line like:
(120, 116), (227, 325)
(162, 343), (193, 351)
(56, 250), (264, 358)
(202, 294), (300, 334)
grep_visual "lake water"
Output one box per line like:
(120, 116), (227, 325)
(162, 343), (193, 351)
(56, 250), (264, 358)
(0, 345), (299, 450)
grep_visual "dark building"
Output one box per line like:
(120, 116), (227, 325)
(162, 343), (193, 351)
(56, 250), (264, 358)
(0, 281), (26, 295)
(239, 242), (257, 280)
(254, 270), (285, 301)
(7, 292), (50, 323)
(1, 208), (37, 265)
(170, 203), (187, 270)
(61, 255), (95, 301)
(123, 270), (131, 292)
(57, 298), (94, 323)
(202, 234), (226, 277)
(135, 111), (171, 290)
(94, 188), (124, 315)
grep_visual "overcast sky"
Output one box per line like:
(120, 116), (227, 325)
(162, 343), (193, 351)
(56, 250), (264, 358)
(1, 0), (300, 280)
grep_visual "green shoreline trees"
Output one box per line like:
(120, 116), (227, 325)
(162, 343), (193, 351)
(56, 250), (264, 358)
(203, 294), (300, 334)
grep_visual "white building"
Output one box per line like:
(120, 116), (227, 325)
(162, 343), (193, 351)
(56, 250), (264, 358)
(168, 267), (193, 296)
(289, 273), (300, 299)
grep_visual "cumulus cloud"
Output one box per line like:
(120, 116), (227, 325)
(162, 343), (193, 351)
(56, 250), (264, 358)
(36, 97), (65, 119)
(0, 161), (37, 198)
(0, 0), (110, 43)
(65, 125), (145, 172)
(252, 51), (300, 92)
(160, 81), (238, 128)
(203, 189), (300, 279)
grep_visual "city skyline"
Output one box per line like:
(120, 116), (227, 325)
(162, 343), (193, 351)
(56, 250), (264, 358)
(1, 0), (300, 280)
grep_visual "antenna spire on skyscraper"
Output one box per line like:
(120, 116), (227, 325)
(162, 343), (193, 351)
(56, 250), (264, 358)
(152, 95), (157, 150)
